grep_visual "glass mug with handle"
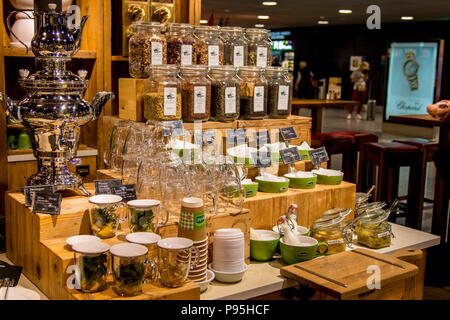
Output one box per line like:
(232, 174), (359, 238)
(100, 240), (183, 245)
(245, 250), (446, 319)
(126, 199), (169, 233)
(157, 237), (200, 288)
(110, 243), (157, 297)
(88, 195), (126, 239)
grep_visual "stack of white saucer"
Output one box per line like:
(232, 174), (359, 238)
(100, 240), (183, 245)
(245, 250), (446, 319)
(187, 237), (209, 283)
(212, 228), (245, 273)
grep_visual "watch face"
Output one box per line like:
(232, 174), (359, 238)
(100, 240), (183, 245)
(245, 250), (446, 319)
(404, 61), (419, 76)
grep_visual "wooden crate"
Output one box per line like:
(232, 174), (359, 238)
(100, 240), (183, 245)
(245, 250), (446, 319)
(118, 78), (146, 122)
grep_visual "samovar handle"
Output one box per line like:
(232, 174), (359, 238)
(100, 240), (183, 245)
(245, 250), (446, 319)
(7, 10), (33, 53)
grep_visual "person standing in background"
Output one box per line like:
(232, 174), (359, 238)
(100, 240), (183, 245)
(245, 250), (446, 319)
(295, 61), (315, 99)
(348, 61), (370, 120)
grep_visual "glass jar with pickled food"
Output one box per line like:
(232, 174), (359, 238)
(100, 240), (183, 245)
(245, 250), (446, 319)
(265, 66), (292, 118)
(166, 23), (197, 65)
(245, 28), (272, 67)
(194, 26), (224, 66)
(129, 22), (167, 79)
(143, 65), (182, 121)
(73, 241), (110, 293)
(179, 65), (212, 122)
(310, 208), (353, 255)
(208, 66), (241, 122)
(220, 26), (248, 67)
(354, 207), (394, 249)
(238, 66), (268, 120)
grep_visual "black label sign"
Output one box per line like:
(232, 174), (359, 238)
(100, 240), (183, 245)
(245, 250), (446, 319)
(0, 260), (22, 287)
(94, 179), (122, 195)
(253, 130), (271, 148)
(280, 147), (302, 165)
(309, 147), (330, 166)
(110, 184), (137, 203)
(76, 165), (90, 177)
(280, 127), (298, 141)
(162, 120), (184, 137)
(227, 129), (248, 145)
(32, 192), (62, 215)
(24, 185), (54, 207)
(251, 151), (273, 168)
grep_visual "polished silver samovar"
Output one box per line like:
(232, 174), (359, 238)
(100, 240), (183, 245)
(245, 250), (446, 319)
(0, 4), (115, 196)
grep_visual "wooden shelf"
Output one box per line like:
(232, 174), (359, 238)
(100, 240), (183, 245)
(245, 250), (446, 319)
(7, 148), (33, 156)
(7, 124), (25, 130)
(2, 47), (97, 59)
(111, 55), (129, 62)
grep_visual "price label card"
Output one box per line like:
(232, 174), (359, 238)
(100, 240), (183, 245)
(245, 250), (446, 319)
(309, 147), (330, 167)
(227, 129), (247, 145)
(251, 151), (273, 168)
(32, 192), (62, 215)
(110, 184), (137, 203)
(24, 185), (54, 207)
(162, 120), (184, 137)
(280, 147), (302, 165)
(253, 130), (271, 148)
(94, 179), (122, 195)
(280, 126), (298, 141)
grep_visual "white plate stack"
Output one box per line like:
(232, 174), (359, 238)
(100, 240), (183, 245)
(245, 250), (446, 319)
(187, 237), (209, 283)
(212, 228), (245, 273)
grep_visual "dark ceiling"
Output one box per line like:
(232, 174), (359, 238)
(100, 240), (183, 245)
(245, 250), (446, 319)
(201, 0), (450, 29)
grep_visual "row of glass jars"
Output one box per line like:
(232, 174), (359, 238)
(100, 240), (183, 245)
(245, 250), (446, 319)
(142, 65), (293, 123)
(129, 22), (272, 79)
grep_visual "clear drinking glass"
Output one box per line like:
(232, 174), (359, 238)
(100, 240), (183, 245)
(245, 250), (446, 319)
(88, 195), (125, 239)
(126, 199), (168, 233)
(157, 237), (200, 288)
(126, 232), (161, 284)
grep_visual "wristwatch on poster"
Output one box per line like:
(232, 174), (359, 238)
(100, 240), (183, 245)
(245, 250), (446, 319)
(403, 51), (419, 91)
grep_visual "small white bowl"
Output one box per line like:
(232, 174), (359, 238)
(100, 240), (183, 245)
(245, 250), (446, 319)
(198, 269), (215, 293)
(208, 263), (248, 283)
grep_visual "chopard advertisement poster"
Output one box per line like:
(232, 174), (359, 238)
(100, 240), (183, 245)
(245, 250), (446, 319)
(385, 42), (438, 120)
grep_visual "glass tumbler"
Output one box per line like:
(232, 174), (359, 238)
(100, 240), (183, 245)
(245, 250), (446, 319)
(89, 195), (125, 239)
(72, 241), (110, 293)
(126, 199), (169, 233)
(110, 243), (150, 297)
(157, 237), (200, 288)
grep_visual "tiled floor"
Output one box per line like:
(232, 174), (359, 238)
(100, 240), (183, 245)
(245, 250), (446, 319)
(299, 105), (450, 299)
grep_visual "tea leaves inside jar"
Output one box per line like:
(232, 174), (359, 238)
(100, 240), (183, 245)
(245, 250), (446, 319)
(143, 91), (182, 121)
(130, 208), (155, 232)
(80, 254), (108, 292)
(116, 261), (146, 287)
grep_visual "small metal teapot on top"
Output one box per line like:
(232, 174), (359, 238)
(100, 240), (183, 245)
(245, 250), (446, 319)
(7, 3), (88, 57)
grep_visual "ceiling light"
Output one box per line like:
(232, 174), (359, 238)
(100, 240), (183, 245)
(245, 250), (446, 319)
(255, 24), (265, 27)
(318, 20), (329, 24)
(257, 15), (270, 20)
(401, 16), (414, 20)
(338, 9), (352, 14)
(200, 20), (208, 24)
(262, 1), (278, 5)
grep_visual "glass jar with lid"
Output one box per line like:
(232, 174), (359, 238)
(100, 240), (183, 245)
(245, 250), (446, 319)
(179, 65), (211, 122)
(245, 28), (272, 67)
(166, 23), (197, 65)
(354, 206), (394, 249)
(129, 21), (167, 79)
(194, 25), (224, 66)
(265, 67), (292, 118)
(309, 208), (353, 255)
(238, 66), (268, 120)
(143, 65), (182, 121)
(208, 66), (240, 122)
(220, 26), (248, 67)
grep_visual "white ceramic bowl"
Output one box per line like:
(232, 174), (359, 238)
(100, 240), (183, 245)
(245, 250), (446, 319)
(208, 263), (248, 283)
(198, 269), (215, 293)
(66, 235), (101, 248)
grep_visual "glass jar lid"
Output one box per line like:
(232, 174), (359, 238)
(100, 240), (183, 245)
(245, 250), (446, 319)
(110, 243), (148, 258)
(238, 66), (264, 75)
(265, 66), (287, 77)
(220, 26), (244, 34)
(246, 28), (269, 35)
(149, 64), (179, 75)
(167, 22), (193, 32)
(180, 65), (208, 75)
(209, 65), (237, 73)
(132, 21), (163, 32)
(195, 25), (220, 34)
(312, 208), (352, 228)
(359, 208), (390, 225)
(72, 241), (110, 255)
(358, 201), (386, 213)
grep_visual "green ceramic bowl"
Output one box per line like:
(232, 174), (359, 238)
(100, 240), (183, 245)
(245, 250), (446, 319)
(243, 183), (258, 198)
(255, 177), (290, 193)
(284, 174), (317, 189)
(250, 230), (280, 262)
(279, 236), (328, 265)
(313, 171), (344, 185)
(299, 149), (313, 161)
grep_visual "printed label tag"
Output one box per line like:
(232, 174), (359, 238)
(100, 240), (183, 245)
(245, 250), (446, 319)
(278, 85), (290, 110)
(208, 45), (220, 66)
(164, 87), (178, 116)
(194, 86), (207, 114)
(257, 47), (268, 67)
(225, 87), (237, 114)
(151, 42), (163, 65)
(254, 86), (265, 112)
(181, 44), (193, 65)
(234, 46), (244, 67)
(378, 231), (391, 238)
(327, 239), (345, 245)
(280, 147), (302, 165)
(310, 147), (330, 167)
